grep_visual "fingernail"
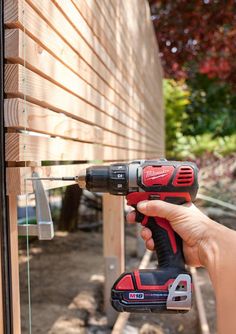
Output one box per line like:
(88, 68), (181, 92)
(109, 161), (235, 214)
(137, 200), (148, 211)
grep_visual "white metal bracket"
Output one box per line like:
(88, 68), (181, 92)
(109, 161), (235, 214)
(18, 172), (54, 240)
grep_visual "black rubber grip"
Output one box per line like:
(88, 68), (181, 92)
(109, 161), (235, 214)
(145, 216), (185, 269)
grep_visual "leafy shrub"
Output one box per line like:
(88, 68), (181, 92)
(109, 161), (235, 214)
(164, 77), (236, 159)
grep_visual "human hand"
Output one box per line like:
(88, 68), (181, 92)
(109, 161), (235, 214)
(126, 200), (221, 268)
(127, 200), (236, 334)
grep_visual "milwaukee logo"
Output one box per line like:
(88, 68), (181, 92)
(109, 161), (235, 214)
(145, 171), (168, 180)
(142, 166), (174, 186)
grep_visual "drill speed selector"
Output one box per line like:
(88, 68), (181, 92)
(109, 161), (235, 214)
(85, 164), (129, 195)
(109, 164), (129, 194)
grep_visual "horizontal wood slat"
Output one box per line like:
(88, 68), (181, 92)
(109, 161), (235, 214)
(4, 0), (158, 125)
(5, 64), (161, 142)
(6, 164), (92, 195)
(93, 0), (161, 109)
(4, 98), (102, 142)
(5, 133), (160, 163)
(4, 99), (159, 152)
(27, 0), (135, 98)
(53, 0), (161, 119)
(4, 29), (161, 137)
(29, 0), (158, 119)
(4, 0), (165, 192)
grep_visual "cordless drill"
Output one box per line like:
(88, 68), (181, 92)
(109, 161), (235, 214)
(75, 159), (199, 313)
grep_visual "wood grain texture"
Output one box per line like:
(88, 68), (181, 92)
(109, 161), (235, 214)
(6, 163), (92, 195)
(121, 0), (163, 105)
(90, 0), (164, 136)
(5, 133), (160, 163)
(4, 99), (160, 152)
(5, 8), (139, 132)
(103, 194), (125, 325)
(8, 195), (21, 333)
(103, 194), (125, 264)
(0, 234), (3, 334)
(121, 0), (163, 118)
(5, 132), (101, 162)
(4, 0), (163, 133)
(190, 267), (210, 334)
(28, 0), (147, 115)
(54, 0), (160, 123)
(5, 64), (161, 142)
(4, 98), (102, 143)
(95, 0), (160, 109)
(4, 29), (161, 137)
(4, 0), (142, 121)
(74, 0), (162, 126)
(3, 96), (144, 145)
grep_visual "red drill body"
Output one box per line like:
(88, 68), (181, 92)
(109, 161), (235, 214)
(82, 159), (198, 313)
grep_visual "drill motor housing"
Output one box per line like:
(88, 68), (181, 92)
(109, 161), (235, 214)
(85, 160), (198, 200)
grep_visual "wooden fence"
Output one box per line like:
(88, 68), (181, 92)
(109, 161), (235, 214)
(2, 0), (164, 332)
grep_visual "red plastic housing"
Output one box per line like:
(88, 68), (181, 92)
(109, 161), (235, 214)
(126, 192), (191, 205)
(172, 166), (194, 187)
(142, 165), (174, 187)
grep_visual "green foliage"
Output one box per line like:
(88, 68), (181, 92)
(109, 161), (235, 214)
(164, 79), (189, 157)
(172, 134), (236, 159)
(164, 77), (236, 159)
(184, 74), (236, 137)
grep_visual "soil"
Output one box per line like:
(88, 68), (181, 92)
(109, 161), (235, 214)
(20, 225), (200, 334)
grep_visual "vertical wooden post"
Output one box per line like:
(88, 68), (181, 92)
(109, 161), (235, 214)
(103, 194), (125, 326)
(8, 195), (21, 334)
(136, 224), (146, 259)
(0, 234), (4, 334)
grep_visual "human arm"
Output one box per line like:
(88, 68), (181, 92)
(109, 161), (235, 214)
(127, 200), (236, 334)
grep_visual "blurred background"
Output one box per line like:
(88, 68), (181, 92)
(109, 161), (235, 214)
(150, 0), (236, 160)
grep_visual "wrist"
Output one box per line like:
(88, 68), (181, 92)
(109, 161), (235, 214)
(199, 220), (236, 334)
(199, 218), (236, 286)
(198, 218), (223, 274)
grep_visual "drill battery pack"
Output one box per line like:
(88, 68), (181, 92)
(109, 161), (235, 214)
(111, 269), (192, 313)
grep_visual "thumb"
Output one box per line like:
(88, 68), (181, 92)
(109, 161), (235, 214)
(137, 200), (188, 221)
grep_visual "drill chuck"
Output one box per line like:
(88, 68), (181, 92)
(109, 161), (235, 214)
(81, 164), (129, 194)
(86, 166), (110, 192)
(76, 169), (87, 189)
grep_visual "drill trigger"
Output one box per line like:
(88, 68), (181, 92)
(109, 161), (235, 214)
(135, 211), (145, 223)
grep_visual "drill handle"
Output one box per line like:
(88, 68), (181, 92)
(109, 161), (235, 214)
(138, 213), (185, 269)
